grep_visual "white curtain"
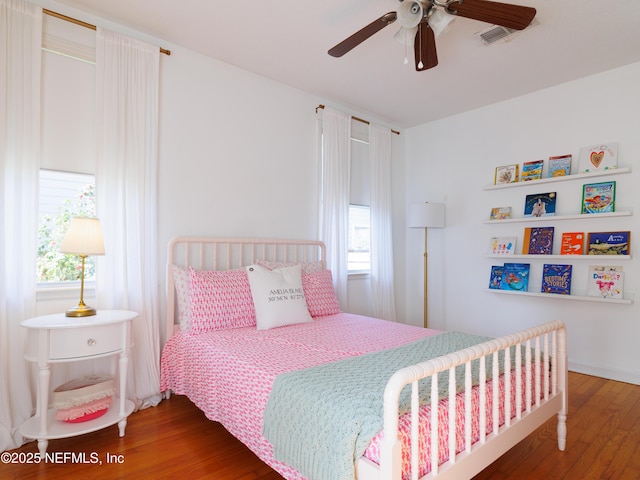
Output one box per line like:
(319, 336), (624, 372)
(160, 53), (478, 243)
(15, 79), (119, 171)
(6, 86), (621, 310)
(319, 108), (351, 307)
(95, 28), (162, 409)
(369, 124), (397, 321)
(0, 0), (41, 451)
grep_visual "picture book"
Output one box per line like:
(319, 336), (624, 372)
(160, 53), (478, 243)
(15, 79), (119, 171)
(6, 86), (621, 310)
(490, 236), (516, 255)
(547, 154), (572, 178)
(489, 265), (504, 290)
(560, 232), (584, 255)
(494, 164), (519, 184)
(578, 143), (618, 173)
(587, 266), (624, 299)
(523, 226), (554, 255)
(586, 231), (630, 255)
(524, 192), (556, 217)
(500, 263), (530, 291)
(541, 264), (572, 295)
(490, 206), (511, 220)
(582, 181), (615, 214)
(520, 160), (544, 181)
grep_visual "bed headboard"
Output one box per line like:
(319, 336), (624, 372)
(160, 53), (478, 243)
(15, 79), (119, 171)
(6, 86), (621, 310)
(165, 236), (326, 342)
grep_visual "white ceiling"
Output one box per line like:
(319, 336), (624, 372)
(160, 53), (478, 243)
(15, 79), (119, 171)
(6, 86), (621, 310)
(53, 0), (640, 129)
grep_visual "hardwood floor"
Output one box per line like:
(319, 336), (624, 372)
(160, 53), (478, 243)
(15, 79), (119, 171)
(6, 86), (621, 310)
(3, 372), (639, 480)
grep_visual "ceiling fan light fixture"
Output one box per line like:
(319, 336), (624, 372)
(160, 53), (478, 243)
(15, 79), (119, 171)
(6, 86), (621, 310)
(397, 1), (424, 29)
(393, 25), (418, 46)
(428, 8), (455, 38)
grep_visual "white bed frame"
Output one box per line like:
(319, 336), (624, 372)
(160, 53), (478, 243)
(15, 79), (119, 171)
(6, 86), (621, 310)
(165, 236), (568, 480)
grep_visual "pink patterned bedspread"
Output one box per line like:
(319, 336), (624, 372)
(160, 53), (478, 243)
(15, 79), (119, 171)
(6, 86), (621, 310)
(160, 313), (533, 479)
(161, 313), (438, 478)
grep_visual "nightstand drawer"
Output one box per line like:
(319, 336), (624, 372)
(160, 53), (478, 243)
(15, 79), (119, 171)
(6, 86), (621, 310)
(49, 324), (122, 359)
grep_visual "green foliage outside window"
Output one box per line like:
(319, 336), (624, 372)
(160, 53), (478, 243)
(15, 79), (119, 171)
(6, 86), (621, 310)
(37, 184), (96, 282)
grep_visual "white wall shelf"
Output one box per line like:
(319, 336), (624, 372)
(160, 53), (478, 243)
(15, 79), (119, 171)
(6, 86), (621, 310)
(487, 289), (633, 304)
(484, 210), (632, 224)
(484, 167), (631, 190)
(486, 254), (631, 261)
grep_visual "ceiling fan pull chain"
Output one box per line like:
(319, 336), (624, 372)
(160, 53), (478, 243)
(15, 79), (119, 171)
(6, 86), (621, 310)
(417, 23), (424, 69)
(404, 37), (410, 64)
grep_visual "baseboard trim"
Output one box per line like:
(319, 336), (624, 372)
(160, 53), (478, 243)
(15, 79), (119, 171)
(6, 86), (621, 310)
(569, 362), (640, 386)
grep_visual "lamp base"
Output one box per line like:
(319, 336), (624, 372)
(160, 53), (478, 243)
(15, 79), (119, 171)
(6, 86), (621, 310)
(65, 304), (97, 317)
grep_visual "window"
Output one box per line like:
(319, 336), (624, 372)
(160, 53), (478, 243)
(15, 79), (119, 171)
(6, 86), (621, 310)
(348, 205), (370, 272)
(348, 125), (371, 273)
(37, 16), (96, 286)
(37, 169), (96, 284)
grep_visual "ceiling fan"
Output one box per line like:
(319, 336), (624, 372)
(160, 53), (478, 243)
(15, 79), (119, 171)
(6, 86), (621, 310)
(328, 0), (536, 71)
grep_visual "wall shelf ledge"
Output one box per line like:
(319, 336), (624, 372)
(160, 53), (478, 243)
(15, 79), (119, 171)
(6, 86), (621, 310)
(486, 289), (633, 304)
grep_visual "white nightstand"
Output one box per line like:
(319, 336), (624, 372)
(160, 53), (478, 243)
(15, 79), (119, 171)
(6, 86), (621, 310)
(20, 310), (137, 455)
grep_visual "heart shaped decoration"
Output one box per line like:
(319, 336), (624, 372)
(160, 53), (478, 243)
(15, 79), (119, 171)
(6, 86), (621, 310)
(590, 151), (604, 168)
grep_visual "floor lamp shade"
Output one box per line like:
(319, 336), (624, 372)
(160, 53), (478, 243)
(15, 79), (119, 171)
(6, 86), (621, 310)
(408, 202), (445, 229)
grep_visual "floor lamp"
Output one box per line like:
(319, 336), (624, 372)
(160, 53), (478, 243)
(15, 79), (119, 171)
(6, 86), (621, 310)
(409, 202), (445, 328)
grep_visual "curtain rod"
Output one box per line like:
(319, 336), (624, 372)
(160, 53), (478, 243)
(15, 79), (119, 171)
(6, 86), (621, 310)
(315, 104), (400, 135)
(43, 9), (171, 56)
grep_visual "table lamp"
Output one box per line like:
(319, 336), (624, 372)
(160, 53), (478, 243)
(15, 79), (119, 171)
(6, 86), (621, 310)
(59, 217), (105, 317)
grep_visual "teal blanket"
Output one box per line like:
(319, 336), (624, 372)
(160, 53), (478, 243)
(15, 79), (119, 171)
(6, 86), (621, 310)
(263, 331), (499, 480)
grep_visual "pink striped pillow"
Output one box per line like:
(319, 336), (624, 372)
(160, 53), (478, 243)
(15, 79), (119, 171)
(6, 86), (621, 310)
(188, 268), (256, 333)
(302, 269), (341, 317)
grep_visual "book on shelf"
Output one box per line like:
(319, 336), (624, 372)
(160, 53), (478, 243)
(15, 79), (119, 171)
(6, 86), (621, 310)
(494, 164), (519, 184)
(524, 192), (556, 217)
(578, 142), (618, 173)
(520, 160), (544, 181)
(490, 236), (516, 255)
(541, 264), (572, 295)
(547, 154), (572, 178)
(489, 265), (504, 290)
(500, 263), (530, 292)
(586, 231), (630, 255)
(490, 206), (511, 220)
(581, 181), (615, 214)
(587, 265), (624, 299)
(523, 226), (555, 255)
(560, 232), (585, 255)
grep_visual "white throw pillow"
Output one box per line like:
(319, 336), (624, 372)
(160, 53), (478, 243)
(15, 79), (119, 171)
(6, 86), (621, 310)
(245, 264), (313, 330)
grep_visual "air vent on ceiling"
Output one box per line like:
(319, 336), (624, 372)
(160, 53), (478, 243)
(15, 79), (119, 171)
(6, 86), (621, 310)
(479, 25), (515, 45)
(477, 19), (538, 46)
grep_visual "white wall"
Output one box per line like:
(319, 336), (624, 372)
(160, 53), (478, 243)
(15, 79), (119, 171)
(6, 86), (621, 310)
(403, 62), (640, 384)
(157, 47), (321, 245)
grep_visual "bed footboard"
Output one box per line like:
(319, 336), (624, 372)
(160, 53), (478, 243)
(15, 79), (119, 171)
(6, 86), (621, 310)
(360, 320), (567, 480)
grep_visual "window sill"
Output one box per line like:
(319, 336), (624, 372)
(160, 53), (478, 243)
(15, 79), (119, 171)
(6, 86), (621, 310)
(348, 270), (370, 278)
(36, 282), (96, 301)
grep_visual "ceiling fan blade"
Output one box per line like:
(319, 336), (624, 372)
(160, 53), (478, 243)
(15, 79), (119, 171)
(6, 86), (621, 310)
(447, 0), (536, 30)
(328, 11), (397, 57)
(414, 22), (438, 71)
